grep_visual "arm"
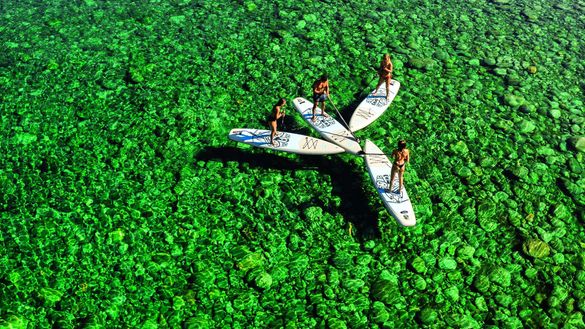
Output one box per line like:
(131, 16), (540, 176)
(391, 150), (397, 161)
(312, 81), (320, 94)
(277, 105), (285, 119)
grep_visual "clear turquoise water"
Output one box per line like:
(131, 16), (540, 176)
(0, 0), (583, 327)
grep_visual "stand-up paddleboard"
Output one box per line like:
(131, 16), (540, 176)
(293, 97), (363, 155)
(349, 80), (400, 132)
(363, 139), (416, 226)
(229, 129), (345, 155)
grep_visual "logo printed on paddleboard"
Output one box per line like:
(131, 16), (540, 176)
(302, 137), (319, 149)
(375, 174), (391, 190)
(314, 115), (337, 129)
(354, 109), (375, 120)
(375, 174), (402, 201)
(266, 132), (290, 148)
(369, 155), (387, 165)
(365, 96), (388, 107)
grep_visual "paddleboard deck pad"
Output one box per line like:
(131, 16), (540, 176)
(229, 128), (345, 155)
(363, 139), (416, 226)
(349, 79), (400, 132)
(293, 97), (363, 155)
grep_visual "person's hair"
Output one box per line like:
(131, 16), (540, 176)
(320, 74), (328, 82)
(276, 98), (286, 106)
(382, 54), (391, 64)
(397, 140), (407, 150)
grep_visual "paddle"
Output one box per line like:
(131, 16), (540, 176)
(280, 110), (286, 130)
(327, 94), (360, 142)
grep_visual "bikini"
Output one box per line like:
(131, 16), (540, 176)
(268, 106), (279, 122)
(379, 64), (392, 78)
(394, 150), (406, 169)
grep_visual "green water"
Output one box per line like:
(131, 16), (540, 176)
(1, 0), (584, 327)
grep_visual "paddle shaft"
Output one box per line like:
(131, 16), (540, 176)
(280, 111), (286, 130)
(327, 94), (360, 141)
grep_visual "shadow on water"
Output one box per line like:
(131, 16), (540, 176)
(335, 77), (376, 124)
(255, 115), (313, 136)
(195, 146), (381, 240)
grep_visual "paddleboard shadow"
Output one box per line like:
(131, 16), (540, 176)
(195, 147), (381, 239)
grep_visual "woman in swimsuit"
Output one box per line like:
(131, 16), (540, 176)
(390, 140), (410, 194)
(374, 54), (393, 100)
(268, 98), (286, 146)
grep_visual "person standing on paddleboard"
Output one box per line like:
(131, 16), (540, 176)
(268, 98), (286, 146)
(374, 54), (394, 101)
(390, 140), (410, 195)
(311, 75), (330, 122)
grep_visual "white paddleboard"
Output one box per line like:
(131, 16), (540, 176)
(363, 139), (416, 226)
(293, 97), (363, 155)
(228, 128), (345, 155)
(349, 80), (400, 132)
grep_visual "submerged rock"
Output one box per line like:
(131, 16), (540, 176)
(236, 252), (264, 271)
(450, 140), (469, 154)
(411, 256), (427, 273)
(493, 68), (507, 76)
(414, 275), (427, 290)
(407, 57), (437, 71)
(419, 308), (438, 325)
(549, 109), (562, 119)
(569, 136), (585, 152)
(489, 267), (511, 287)
(473, 274), (491, 293)
(439, 257), (458, 270)
(522, 239), (550, 258)
(372, 301), (390, 323)
(504, 94), (526, 108)
(482, 57), (497, 67)
(445, 286), (460, 302)
(518, 120), (537, 134)
(254, 271), (273, 289)
(457, 245), (476, 260)
(372, 278), (401, 305)
(332, 251), (354, 270)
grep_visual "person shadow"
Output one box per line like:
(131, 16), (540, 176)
(195, 146), (381, 240)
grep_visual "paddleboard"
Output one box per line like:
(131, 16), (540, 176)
(292, 97), (363, 155)
(349, 79), (400, 132)
(228, 128), (345, 155)
(363, 139), (416, 226)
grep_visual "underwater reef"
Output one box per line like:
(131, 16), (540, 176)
(0, 0), (583, 327)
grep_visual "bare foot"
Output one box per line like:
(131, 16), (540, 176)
(311, 116), (316, 122)
(322, 112), (329, 117)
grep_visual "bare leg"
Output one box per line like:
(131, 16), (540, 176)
(311, 102), (317, 121)
(269, 121), (277, 145)
(321, 101), (328, 117)
(389, 167), (398, 193)
(373, 77), (384, 94)
(398, 169), (405, 194)
(385, 77), (391, 100)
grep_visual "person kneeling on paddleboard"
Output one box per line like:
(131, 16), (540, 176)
(374, 54), (394, 101)
(311, 75), (330, 122)
(268, 98), (286, 146)
(390, 140), (410, 195)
